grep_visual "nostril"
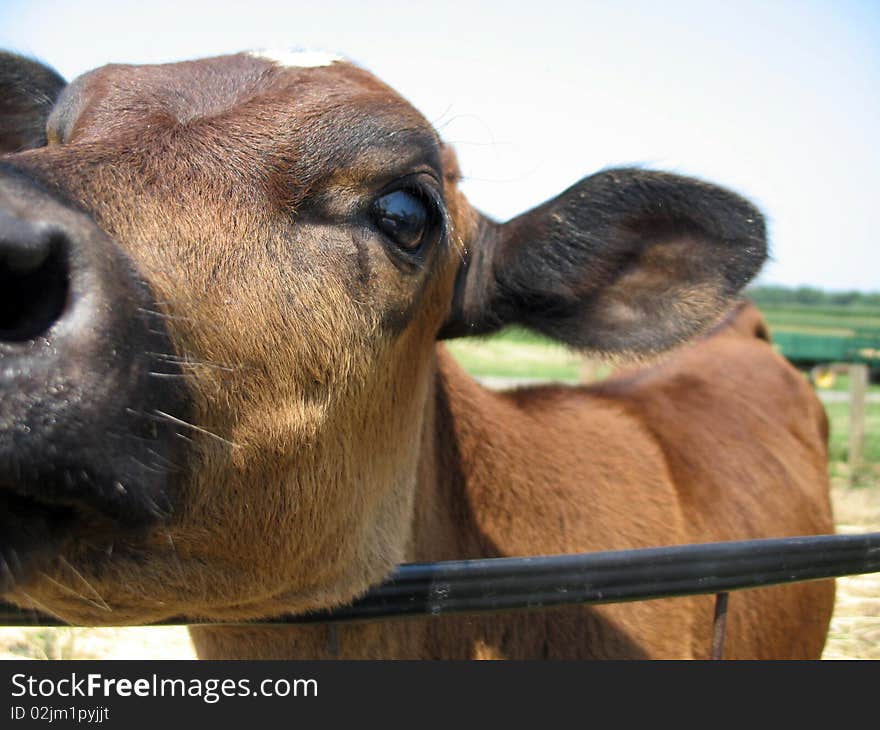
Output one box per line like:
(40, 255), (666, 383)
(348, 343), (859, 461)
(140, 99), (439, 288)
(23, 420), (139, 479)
(0, 224), (70, 343)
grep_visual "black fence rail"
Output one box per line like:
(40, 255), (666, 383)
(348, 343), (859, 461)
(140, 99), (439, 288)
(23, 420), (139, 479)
(1, 532), (879, 629)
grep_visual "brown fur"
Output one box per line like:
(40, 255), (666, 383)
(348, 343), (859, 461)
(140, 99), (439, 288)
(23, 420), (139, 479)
(190, 302), (834, 659)
(0, 52), (833, 658)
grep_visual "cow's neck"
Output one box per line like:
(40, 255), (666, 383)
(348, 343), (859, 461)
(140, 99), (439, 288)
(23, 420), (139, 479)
(407, 346), (509, 563)
(188, 346), (505, 659)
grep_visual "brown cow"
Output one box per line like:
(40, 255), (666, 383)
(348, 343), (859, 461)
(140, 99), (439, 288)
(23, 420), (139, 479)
(0, 50), (833, 659)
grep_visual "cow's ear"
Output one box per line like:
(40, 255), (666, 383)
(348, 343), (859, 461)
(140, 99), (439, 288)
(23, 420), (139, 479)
(0, 52), (66, 153)
(439, 168), (766, 354)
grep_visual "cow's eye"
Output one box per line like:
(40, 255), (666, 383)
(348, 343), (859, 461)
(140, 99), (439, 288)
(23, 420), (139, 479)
(371, 189), (431, 251)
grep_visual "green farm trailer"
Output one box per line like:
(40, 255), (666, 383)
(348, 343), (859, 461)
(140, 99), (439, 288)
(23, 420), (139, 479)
(771, 329), (880, 382)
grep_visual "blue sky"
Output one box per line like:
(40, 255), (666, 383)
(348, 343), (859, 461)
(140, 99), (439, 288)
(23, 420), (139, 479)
(1, 0), (877, 291)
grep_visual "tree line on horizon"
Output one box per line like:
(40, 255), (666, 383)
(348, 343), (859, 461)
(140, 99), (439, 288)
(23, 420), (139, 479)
(746, 285), (880, 309)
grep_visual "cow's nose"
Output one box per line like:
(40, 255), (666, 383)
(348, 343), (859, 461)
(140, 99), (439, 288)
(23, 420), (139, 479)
(0, 210), (69, 342)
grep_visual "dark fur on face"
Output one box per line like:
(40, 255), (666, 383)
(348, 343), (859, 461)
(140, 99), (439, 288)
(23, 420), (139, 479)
(0, 52), (65, 152)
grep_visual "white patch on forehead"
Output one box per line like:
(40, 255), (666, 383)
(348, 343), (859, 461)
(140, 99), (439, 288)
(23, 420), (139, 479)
(248, 49), (344, 68)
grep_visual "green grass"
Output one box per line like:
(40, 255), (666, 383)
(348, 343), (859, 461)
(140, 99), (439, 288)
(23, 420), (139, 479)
(444, 321), (879, 475)
(815, 373), (880, 395)
(449, 307), (880, 381)
(445, 327), (584, 380)
(825, 401), (880, 465)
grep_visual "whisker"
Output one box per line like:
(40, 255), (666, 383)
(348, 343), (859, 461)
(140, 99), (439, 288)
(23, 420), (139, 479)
(39, 572), (112, 613)
(428, 102), (454, 128)
(439, 138), (516, 148)
(128, 453), (176, 475)
(0, 554), (15, 588)
(146, 351), (238, 372)
(165, 531), (185, 576)
(145, 447), (181, 470)
(152, 410), (239, 449)
(137, 306), (194, 322)
(19, 590), (68, 624)
(57, 557), (112, 612)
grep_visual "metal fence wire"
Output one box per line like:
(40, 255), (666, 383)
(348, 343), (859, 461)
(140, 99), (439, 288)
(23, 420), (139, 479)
(2, 531), (879, 658)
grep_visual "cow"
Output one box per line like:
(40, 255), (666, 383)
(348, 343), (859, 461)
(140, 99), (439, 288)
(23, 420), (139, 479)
(0, 49), (834, 659)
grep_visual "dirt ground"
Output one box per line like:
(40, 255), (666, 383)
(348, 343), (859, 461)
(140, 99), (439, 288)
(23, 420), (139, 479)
(819, 477), (880, 659)
(0, 481), (877, 660)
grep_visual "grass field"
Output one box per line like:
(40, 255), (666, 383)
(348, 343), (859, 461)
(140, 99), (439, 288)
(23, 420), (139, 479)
(449, 325), (880, 466)
(446, 327), (585, 380)
(760, 306), (880, 333)
(826, 401), (880, 469)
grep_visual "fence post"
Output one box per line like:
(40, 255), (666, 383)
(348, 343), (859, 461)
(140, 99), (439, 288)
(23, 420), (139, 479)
(849, 363), (868, 481)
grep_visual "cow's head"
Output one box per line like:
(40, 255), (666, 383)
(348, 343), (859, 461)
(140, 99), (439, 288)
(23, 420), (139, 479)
(0, 50), (765, 624)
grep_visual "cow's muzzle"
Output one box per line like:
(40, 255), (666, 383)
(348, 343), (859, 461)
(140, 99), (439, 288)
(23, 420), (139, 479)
(0, 165), (189, 592)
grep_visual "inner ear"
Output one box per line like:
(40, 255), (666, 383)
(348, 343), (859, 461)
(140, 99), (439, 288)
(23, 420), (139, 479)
(537, 231), (747, 352)
(0, 52), (67, 153)
(440, 168), (767, 353)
